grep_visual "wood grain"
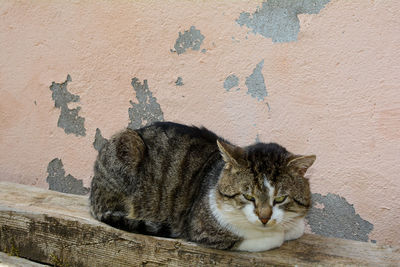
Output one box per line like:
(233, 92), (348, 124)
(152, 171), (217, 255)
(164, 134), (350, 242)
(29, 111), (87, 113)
(0, 182), (399, 266)
(0, 252), (46, 267)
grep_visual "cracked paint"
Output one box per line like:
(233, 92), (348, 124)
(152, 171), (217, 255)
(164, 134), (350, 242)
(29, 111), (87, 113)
(1, 0), (399, 249)
(307, 193), (374, 242)
(246, 60), (267, 101)
(237, 0), (331, 43)
(128, 78), (164, 130)
(46, 158), (89, 195)
(224, 74), (239, 91)
(93, 128), (108, 152)
(175, 77), (184, 86)
(173, 26), (205, 55)
(49, 75), (86, 136)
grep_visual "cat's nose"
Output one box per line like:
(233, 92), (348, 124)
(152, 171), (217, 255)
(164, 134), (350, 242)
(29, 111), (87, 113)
(260, 216), (270, 225)
(259, 207), (272, 225)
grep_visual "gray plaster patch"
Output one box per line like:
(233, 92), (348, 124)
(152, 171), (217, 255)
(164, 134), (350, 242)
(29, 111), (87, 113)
(173, 26), (205, 55)
(306, 193), (374, 242)
(93, 128), (108, 152)
(231, 36), (240, 43)
(236, 0), (330, 43)
(245, 60), (267, 101)
(49, 75), (86, 136)
(266, 102), (271, 111)
(224, 74), (239, 91)
(128, 78), (164, 130)
(46, 158), (89, 195)
(175, 77), (184, 86)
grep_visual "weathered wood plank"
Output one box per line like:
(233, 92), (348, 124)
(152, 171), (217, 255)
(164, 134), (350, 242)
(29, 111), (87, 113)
(0, 182), (399, 266)
(0, 252), (47, 267)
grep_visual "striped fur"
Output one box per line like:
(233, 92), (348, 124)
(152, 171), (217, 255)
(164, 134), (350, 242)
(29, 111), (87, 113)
(89, 122), (315, 250)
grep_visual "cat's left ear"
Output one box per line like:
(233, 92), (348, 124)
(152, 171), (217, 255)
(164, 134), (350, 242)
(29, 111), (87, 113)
(217, 140), (246, 169)
(287, 155), (316, 176)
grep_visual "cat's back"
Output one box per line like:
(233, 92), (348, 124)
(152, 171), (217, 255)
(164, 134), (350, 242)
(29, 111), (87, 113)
(93, 121), (221, 189)
(129, 122), (224, 232)
(136, 122), (221, 184)
(91, 121), (222, 218)
(138, 121), (220, 154)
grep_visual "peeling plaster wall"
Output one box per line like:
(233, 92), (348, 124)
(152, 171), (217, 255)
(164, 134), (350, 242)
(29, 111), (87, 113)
(306, 193), (374, 242)
(46, 158), (89, 195)
(237, 0), (331, 43)
(0, 0), (399, 247)
(128, 78), (164, 130)
(173, 26), (205, 55)
(50, 75), (86, 136)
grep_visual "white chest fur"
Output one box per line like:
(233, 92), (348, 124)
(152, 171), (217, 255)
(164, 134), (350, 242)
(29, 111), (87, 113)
(237, 228), (285, 252)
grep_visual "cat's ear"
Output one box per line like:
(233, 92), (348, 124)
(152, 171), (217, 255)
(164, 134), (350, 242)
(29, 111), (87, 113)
(217, 140), (246, 169)
(287, 155), (316, 176)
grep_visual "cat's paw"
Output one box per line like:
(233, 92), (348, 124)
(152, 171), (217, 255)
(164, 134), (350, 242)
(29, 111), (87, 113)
(236, 233), (284, 252)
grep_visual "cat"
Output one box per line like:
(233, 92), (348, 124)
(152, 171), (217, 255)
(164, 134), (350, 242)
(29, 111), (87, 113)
(89, 122), (315, 252)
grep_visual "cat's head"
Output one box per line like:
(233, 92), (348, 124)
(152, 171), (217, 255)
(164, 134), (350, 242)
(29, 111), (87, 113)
(214, 140), (315, 231)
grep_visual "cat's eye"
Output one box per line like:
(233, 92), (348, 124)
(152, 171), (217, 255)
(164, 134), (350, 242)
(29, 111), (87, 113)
(243, 194), (255, 202)
(274, 195), (287, 204)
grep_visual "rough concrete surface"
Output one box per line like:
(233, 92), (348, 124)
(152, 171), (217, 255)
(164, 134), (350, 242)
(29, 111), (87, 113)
(93, 128), (108, 152)
(173, 26), (205, 55)
(175, 77), (184, 86)
(224, 74), (239, 91)
(128, 78), (164, 130)
(237, 0), (331, 43)
(245, 60), (267, 101)
(49, 75), (86, 136)
(46, 158), (89, 195)
(307, 193), (374, 242)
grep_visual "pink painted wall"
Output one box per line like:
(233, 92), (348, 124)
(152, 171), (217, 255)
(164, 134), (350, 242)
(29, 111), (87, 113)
(1, 1), (399, 246)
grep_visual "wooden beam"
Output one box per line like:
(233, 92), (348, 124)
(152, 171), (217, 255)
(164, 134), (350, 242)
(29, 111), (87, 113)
(0, 182), (399, 266)
(0, 252), (46, 267)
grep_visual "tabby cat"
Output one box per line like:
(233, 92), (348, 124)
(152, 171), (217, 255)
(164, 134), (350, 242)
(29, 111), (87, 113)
(89, 122), (315, 251)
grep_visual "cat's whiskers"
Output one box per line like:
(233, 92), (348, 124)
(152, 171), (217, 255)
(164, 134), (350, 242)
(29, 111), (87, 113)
(279, 216), (304, 231)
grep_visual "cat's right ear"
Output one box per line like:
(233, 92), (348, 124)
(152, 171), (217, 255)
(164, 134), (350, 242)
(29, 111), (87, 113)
(287, 154), (316, 177)
(217, 140), (246, 170)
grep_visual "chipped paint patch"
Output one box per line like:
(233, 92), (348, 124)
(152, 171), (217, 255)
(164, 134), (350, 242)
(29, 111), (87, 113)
(224, 74), (239, 91)
(173, 26), (205, 55)
(231, 36), (240, 43)
(175, 77), (184, 86)
(306, 193), (374, 242)
(128, 78), (164, 129)
(246, 60), (267, 101)
(236, 0), (331, 43)
(46, 158), (89, 195)
(49, 75), (86, 136)
(93, 128), (108, 152)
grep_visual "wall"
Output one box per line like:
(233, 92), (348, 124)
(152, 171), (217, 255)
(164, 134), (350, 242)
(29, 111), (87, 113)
(1, 0), (399, 247)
